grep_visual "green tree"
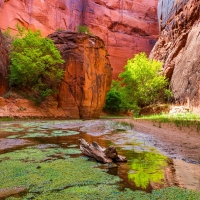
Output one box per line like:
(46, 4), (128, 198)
(104, 53), (172, 114)
(9, 25), (65, 105)
(119, 53), (171, 111)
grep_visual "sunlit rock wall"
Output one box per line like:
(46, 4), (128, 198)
(48, 31), (112, 119)
(0, 0), (158, 78)
(0, 0), (82, 36)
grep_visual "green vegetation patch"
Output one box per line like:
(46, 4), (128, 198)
(6, 134), (21, 139)
(77, 25), (93, 35)
(106, 121), (134, 131)
(0, 147), (81, 163)
(51, 130), (79, 137)
(0, 148), (121, 199)
(104, 53), (172, 115)
(1, 121), (81, 139)
(21, 133), (49, 138)
(6, 130), (80, 139)
(140, 112), (200, 131)
(6, 185), (200, 200)
(1, 128), (17, 133)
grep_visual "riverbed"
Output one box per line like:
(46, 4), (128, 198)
(0, 119), (199, 199)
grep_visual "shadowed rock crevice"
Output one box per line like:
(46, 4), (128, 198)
(108, 22), (150, 36)
(0, 30), (9, 96)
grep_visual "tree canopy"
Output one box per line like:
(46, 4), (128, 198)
(9, 25), (65, 104)
(104, 53), (172, 114)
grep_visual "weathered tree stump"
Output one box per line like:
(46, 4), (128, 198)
(78, 139), (127, 163)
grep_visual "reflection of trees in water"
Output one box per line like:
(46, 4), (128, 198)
(128, 151), (167, 189)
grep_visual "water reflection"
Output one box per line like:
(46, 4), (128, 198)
(126, 150), (168, 189)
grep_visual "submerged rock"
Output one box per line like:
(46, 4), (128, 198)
(49, 31), (112, 119)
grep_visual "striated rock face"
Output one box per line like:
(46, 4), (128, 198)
(83, 0), (159, 78)
(0, 0), (158, 78)
(48, 31), (112, 119)
(0, 30), (9, 96)
(150, 0), (200, 110)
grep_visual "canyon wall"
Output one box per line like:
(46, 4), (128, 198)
(0, 0), (158, 78)
(150, 0), (200, 111)
(83, 0), (159, 78)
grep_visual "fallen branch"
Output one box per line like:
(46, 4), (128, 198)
(78, 139), (127, 163)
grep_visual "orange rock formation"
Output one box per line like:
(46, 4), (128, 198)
(49, 31), (112, 119)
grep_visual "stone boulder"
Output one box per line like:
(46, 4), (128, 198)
(150, 0), (200, 111)
(48, 31), (112, 119)
(0, 30), (9, 96)
(169, 106), (190, 115)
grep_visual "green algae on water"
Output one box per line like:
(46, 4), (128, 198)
(21, 133), (50, 138)
(0, 147), (81, 162)
(0, 149), (120, 199)
(6, 186), (200, 200)
(51, 130), (79, 137)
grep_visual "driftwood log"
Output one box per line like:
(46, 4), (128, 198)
(78, 139), (127, 163)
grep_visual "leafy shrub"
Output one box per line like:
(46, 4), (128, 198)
(77, 25), (93, 35)
(119, 52), (171, 107)
(104, 88), (121, 114)
(9, 25), (65, 105)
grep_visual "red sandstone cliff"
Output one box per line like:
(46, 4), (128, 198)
(0, 0), (158, 78)
(150, 0), (200, 112)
